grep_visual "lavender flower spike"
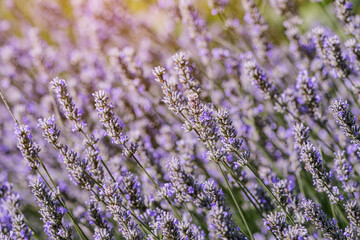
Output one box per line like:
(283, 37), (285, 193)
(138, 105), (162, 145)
(38, 116), (95, 190)
(14, 124), (41, 170)
(203, 180), (248, 240)
(87, 197), (114, 240)
(92, 90), (128, 145)
(153, 66), (187, 114)
(156, 211), (180, 240)
(296, 70), (321, 120)
(207, 0), (228, 15)
(51, 77), (85, 132)
(172, 52), (201, 95)
(101, 184), (144, 240)
(0, 181), (33, 240)
(29, 177), (72, 240)
(301, 199), (345, 240)
(244, 60), (277, 98)
(345, 200), (360, 236)
(264, 211), (309, 239)
(330, 98), (360, 147)
(300, 142), (342, 203)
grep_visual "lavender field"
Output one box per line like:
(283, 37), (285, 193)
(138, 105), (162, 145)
(1, 0), (360, 239)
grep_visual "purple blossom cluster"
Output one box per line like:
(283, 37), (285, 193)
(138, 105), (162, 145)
(2, 0), (360, 239)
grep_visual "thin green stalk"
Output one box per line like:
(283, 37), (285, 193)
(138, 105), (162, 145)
(78, 129), (118, 183)
(221, 162), (264, 214)
(0, 90), (19, 125)
(330, 203), (336, 221)
(216, 162), (254, 240)
(230, 149), (296, 226)
(23, 217), (39, 240)
(246, 163), (296, 226)
(184, 203), (197, 226)
(343, 77), (360, 109)
(124, 146), (182, 220)
(221, 162), (280, 240)
(296, 170), (305, 198)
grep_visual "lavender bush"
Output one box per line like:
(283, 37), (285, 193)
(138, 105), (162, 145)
(1, 0), (360, 239)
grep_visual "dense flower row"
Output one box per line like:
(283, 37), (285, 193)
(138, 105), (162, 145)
(1, 0), (360, 239)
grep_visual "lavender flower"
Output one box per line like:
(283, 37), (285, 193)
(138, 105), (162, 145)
(101, 184), (144, 240)
(345, 38), (360, 70)
(241, 0), (270, 59)
(263, 211), (287, 238)
(165, 157), (209, 208)
(345, 200), (360, 236)
(203, 180), (248, 240)
(283, 16), (316, 63)
(215, 108), (249, 167)
(51, 77), (85, 132)
(215, 108), (242, 152)
(296, 70), (321, 119)
(300, 142), (342, 203)
(29, 177), (71, 240)
(14, 124), (41, 170)
(38, 115), (95, 189)
(244, 60), (277, 98)
(263, 211), (308, 239)
(172, 52), (201, 95)
(334, 151), (358, 194)
(323, 35), (351, 78)
(335, 0), (354, 25)
(37, 116), (61, 148)
(120, 172), (146, 212)
(254, 185), (274, 213)
(153, 66), (187, 114)
(313, 27), (328, 60)
(334, 0), (360, 39)
(301, 199), (345, 239)
(59, 145), (94, 190)
(207, 0), (228, 15)
(83, 136), (104, 185)
(330, 98), (360, 147)
(87, 197), (114, 240)
(178, 221), (205, 240)
(293, 123), (310, 149)
(92, 90), (128, 145)
(313, 28), (351, 78)
(0, 181), (32, 240)
(186, 93), (222, 161)
(272, 179), (293, 208)
(208, 204), (248, 240)
(156, 211), (180, 240)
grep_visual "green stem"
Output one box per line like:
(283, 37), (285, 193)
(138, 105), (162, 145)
(246, 163), (296, 226)
(296, 170), (305, 198)
(221, 163), (264, 214)
(125, 147), (182, 220)
(216, 162), (254, 240)
(220, 162), (280, 240)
